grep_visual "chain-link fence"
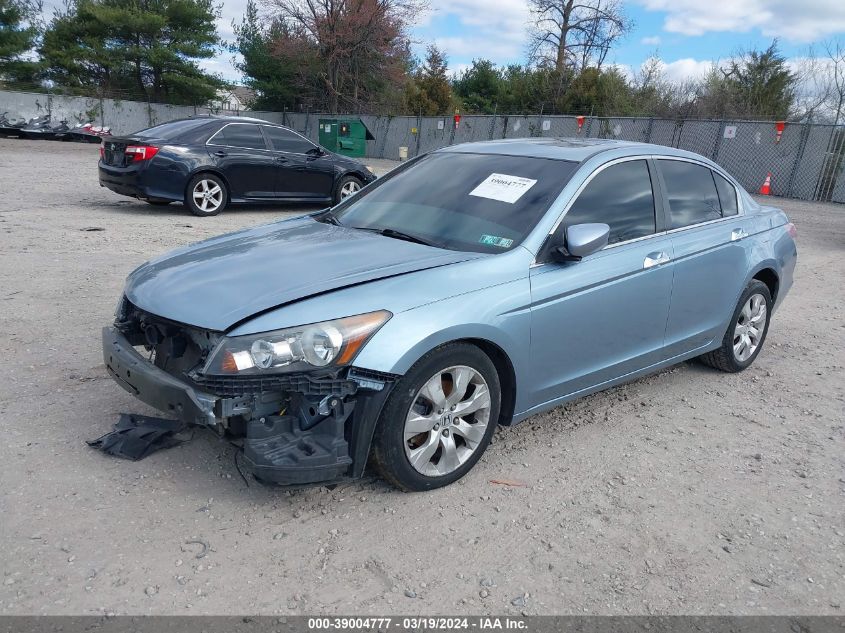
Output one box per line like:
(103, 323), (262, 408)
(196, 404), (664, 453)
(264, 111), (845, 204)
(2, 86), (844, 204)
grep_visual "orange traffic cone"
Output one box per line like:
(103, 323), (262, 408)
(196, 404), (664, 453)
(759, 172), (772, 195)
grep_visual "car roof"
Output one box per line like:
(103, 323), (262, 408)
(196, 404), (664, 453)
(186, 114), (276, 125)
(438, 137), (704, 163)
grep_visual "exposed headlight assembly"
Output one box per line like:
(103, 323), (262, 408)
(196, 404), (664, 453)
(203, 310), (391, 375)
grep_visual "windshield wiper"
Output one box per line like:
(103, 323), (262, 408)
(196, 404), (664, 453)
(313, 209), (341, 226)
(353, 226), (437, 247)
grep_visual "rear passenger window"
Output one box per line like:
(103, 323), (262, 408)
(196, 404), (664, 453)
(563, 160), (656, 245)
(209, 124), (266, 150)
(712, 171), (738, 216)
(659, 160), (722, 228)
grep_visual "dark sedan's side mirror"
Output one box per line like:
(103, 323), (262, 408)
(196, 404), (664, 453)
(307, 146), (325, 157)
(551, 223), (610, 262)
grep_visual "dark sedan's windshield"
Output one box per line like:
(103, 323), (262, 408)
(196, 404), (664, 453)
(332, 152), (578, 253)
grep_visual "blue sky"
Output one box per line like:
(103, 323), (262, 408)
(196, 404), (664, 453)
(203, 0), (845, 83)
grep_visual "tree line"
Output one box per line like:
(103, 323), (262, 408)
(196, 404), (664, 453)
(2, 0), (845, 122)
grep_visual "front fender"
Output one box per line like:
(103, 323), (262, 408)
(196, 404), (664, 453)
(353, 277), (533, 412)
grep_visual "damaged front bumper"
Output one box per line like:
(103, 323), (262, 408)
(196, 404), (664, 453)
(102, 326), (395, 486)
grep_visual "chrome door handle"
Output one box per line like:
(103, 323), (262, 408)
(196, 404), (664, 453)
(731, 228), (748, 241)
(643, 252), (671, 269)
(213, 150), (227, 157)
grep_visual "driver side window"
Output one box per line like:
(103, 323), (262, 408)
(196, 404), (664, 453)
(563, 160), (657, 245)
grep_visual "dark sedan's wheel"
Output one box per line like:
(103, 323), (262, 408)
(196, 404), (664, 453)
(186, 173), (227, 217)
(371, 343), (500, 491)
(334, 175), (363, 204)
(699, 280), (772, 372)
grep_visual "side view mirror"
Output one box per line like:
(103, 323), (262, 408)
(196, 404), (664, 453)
(551, 223), (610, 262)
(307, 146), (325, 157)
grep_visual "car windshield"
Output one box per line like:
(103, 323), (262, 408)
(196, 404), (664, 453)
(332, 152), (578, 253)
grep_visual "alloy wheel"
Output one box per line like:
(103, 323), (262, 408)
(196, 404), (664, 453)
(733, 293), (767, 362)
(403, 366), (492, 477)
(192, 179), (223, 213)
(340, 180), (361, 199)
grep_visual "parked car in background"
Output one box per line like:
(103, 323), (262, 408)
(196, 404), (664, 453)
(98, 116), (376, 216)
(102, 138), (796, 491)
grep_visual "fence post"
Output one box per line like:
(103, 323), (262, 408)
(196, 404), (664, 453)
(415, 110), (422, 157)
(378, 116), (390, 159)
(786, 123), (811, 198)
(645, 117), (654, 143)
(711, 120), (726, 162)
(674, 119), (685, 148)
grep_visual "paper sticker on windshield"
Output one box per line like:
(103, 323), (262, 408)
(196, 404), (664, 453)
(479, 234), (514, 248)
(469, 173), (537, 204)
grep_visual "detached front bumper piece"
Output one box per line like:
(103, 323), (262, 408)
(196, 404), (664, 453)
(102, 326), (395, 486)
(103, 327), (218, 426)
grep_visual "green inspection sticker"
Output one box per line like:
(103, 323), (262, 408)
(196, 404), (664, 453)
(479, 234), (514, 248)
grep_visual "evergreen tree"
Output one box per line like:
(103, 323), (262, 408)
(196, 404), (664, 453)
(453, 59), (502, 114)
(41, 0), (223, 104)
(231, 0), (299, 110)
(0, 0), (41, 85)
(405, 45), (452, 115)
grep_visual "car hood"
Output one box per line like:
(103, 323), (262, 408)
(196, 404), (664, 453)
(124, 216), (482, 331)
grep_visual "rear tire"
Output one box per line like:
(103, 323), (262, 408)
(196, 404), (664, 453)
(334, 175), (363, 204)
(371, 343), (500, 492)
(185, 173), (227, 217)
(699, 280), (772, 372)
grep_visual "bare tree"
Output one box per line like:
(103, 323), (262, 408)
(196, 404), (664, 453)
(527, 0), (630, 72)
(263, 0), (422, 112)
(790, 47), (832, 123)
(824, 38), (845, 125)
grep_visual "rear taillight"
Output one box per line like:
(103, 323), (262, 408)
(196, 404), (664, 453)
(99, 143), (105, 159)
(125, 145), (160, 162)
(786, 222), (797, 239)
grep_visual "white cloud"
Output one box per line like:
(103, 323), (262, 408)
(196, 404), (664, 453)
(660, 58), (715, 83)
(421, 0), (530, 64)
(635, 0), (845, 42)
(640, 35), (662, 46)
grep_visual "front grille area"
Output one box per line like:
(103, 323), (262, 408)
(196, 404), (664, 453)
(192, 373), (359, 398)
(116, 299), (220, 378)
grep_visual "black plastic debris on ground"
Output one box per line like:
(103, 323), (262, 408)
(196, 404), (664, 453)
(87, 414), (187, 461)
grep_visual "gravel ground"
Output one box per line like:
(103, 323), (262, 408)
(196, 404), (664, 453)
(0, 138), (843, 616)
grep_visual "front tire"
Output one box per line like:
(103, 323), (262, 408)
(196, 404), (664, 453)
(185, 174), (227, 217)
(371, 343), (501, 491)
(334, 175), (363, 204)
(699, 280), (772, 372)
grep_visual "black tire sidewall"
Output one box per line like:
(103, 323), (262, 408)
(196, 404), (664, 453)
(334, 175), (362, 205)
(373, 344), (501, 491)
(723, 280), (772, 371)
(186, 174), (227, 216)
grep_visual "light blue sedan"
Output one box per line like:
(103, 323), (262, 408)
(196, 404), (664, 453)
(102, 138), (797, 491)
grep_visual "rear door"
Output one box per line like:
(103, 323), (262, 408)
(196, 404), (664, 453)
(528, 158), (675, 407)
(206, 123), (276, 199)
(656, 159), (754, 357)
(262, 125), (335, 199)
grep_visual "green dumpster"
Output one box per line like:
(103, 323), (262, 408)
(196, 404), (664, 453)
(318, 118), (374, 158)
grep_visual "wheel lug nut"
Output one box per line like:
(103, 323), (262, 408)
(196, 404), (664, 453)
(442, 429), (449, 437)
